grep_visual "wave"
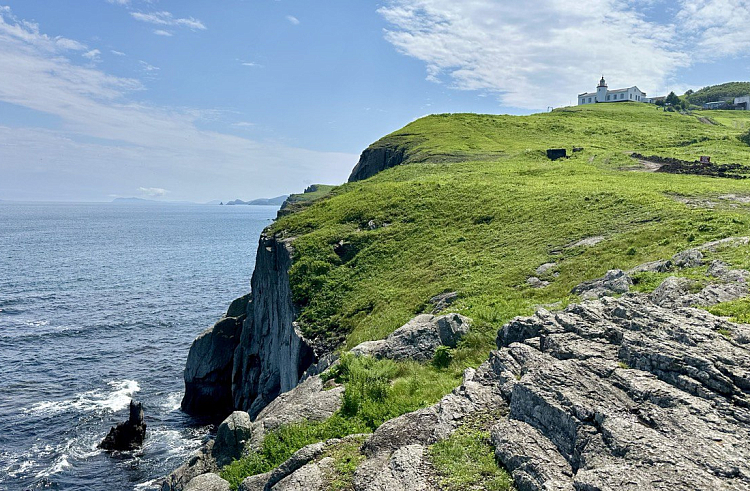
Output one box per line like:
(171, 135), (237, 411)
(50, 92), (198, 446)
(25, 380), (140, 417)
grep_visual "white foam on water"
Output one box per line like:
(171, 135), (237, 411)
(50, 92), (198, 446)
(25, 379), (140, 416)
(161, 392), (182, 412)
(35, 454), (71, 478)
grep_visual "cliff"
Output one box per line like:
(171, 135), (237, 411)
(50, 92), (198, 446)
(181, 234), (315, 420)
(169, 103), (750, 490)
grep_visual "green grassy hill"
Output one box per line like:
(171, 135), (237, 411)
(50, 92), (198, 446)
(684, 81), (750, 105)
(222, 102), (750, 489)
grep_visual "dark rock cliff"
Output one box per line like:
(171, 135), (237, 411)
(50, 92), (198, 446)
(181, 233), (315, 420)
(348, 145), (408, 182)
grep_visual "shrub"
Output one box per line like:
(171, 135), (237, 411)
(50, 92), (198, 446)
(433, 346), (453, 369)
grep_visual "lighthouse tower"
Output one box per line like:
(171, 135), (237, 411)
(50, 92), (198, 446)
(596, 76), (608, 103)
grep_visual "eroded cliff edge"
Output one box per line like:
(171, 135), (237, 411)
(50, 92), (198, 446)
(181, 232), (315, 420)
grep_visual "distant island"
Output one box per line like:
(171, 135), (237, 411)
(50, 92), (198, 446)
(223, 195), (288, 206)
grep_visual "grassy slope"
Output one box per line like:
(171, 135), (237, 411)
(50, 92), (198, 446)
(684, 82), (750, 105)
(226, 103), (750, 489)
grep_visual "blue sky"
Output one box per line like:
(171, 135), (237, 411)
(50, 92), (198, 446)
(1, 0), (749, 202)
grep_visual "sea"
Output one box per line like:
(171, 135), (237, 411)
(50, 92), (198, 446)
(0, 202), (278, 490)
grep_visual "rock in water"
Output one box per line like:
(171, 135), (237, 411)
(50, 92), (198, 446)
(99, 400), (146, 451)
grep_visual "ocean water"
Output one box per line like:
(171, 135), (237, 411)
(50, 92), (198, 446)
(0, 202), (278, 490)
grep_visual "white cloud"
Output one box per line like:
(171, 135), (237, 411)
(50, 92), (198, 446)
(138, 186), (168, 197)
(153, 29), (173, 36)
(677, 0), (750, 58)
(286, 15), (300, 25)
(83, 49), (101, 62)
(131, 11), (206, 30)
(107, 0), (131, 5)
(378, 0), (691, 109)
(0, 7), (356, 202)
(378, 0), (750, 109)
(241, 62), (261, 67)
(111, 50), (126, 56)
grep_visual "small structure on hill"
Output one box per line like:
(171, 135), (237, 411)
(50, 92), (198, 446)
(704, 101), (729, 110)
(735, 96), (750, 110)
(578, 76), (647, 105)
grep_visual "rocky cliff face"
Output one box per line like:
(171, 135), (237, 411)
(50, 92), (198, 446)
(347, 145), (407, 182)
(181, 232), (315, 420)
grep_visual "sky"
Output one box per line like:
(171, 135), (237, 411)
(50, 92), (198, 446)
(0, 0), (749, 202)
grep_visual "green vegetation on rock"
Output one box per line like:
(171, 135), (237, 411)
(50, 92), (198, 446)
(684, 82), (750, 105)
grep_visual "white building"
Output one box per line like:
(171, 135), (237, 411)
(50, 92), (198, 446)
(578, 77), (647, 105)
(735, 96), (750, 110)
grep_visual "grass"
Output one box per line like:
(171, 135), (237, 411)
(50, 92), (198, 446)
(708, 298), (750, 324)
(223, 103), (750, 488)
(429, 424), (514, 491)
(221, 354), (460, 489)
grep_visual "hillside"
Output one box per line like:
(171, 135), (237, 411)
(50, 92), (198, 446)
(684, 81), (750, 105)
(168, 102), (750, 491)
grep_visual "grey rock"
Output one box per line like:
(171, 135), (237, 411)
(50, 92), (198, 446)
(266, 442), (327, 489)
(491, 294), (750, 490)
(699, 236), (750, 252)
(649, 276), (695, 307)
(182, 311), (245, 417)
(248, 375), (344, 450)
(527, 277), (550, 289)
(566, 236), (605, 248)
(627, 259), (673, 274)
(350, 313), (471, 362)
(238, 472), (272, 491)
(651, 274), (749, 309)
(535, 262), (559, 276)
(227, 293), (252, 318)
(183, 473), (230, 491)
(428, 291), (459, 314)
(672, 248), (704, 268)
(271, 461), (325, 491)
(98, 400), (146, 451)
(353, 445), (431, 491)
(212, 411), (253, 467)
(161, 441), (218, 491)
(232, 234), (316, 418)
(572, 269), (632, 299)
(348, 145), (408, 182)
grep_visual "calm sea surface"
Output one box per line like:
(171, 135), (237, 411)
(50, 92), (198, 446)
(0, 202), (277, 490)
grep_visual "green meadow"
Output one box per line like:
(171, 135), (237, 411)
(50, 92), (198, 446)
(224, 102), (750, 489)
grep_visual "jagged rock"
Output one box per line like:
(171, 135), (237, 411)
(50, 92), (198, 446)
(213, 411), (253, 467)
(535, 262), (559, 276)
(232, 234), (316, 419)
(247, 375), (345, 451)
(350, 313), (471, 362)
(565, 236), (605, 248)
(238, 472), (272, 491)
(98, 400), (146, 452)
(490, 294), (750, 490)
(182, 305), (246, 417)
(627, 259), (673, 274)
(348, 145), (408, 182)
(700, 236), (750, 252)
(571, 269), (632, 299)
(672, 248), (704, 268)
(428, 291), (459, 314)
(527, 277), (549, 289)
(651, 273), (749, 309)
(649, 276), (696, 307)
(353, 444), (430, 491)
(183, 473), (230, 491)
(161, 441), (218, 491)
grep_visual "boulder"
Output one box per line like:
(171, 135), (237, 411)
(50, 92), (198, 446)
(535, 262), (559, 276)
(428, 291), (459, 314)
(99, 400), (146, 452)
(213, 411), (253, 467)
(527, 277), (549, 289)
(183, 473), (230, 491)
(350, 313), (471, 362)
(238, 472), (272, 491)
(182, 312), (245, 417)
(161, 441), (218, 491)
(185, 473), (230, 491)
(672, 248), (703, 268)
(571, 269), (632, 299)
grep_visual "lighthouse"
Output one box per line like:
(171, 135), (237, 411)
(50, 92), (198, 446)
(596, 76), (608, 103)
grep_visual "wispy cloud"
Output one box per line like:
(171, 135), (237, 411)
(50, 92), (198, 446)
(83, 49), (101, 63)
(138, 60), (159, 71)
(106, 0), (131, 5)
(153, 29), (173, 37)
(0, 7), (355, 201)
(131, 11), (206, 31)
(111, 50), (126, 56)
(378, 0), (750, 109)
(286, 15), (300, 25)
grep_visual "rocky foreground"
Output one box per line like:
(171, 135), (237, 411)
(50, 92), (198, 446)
(165, 242), (750, 491)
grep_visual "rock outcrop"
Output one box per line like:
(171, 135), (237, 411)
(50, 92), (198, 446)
(350, 313), (471, 362)
(182, 233), (316, 420)
(99, 400), (147, 452)
(231, 233), (316, 418)
(182, 300), (247, 417)
(348, 145), (408, 182)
